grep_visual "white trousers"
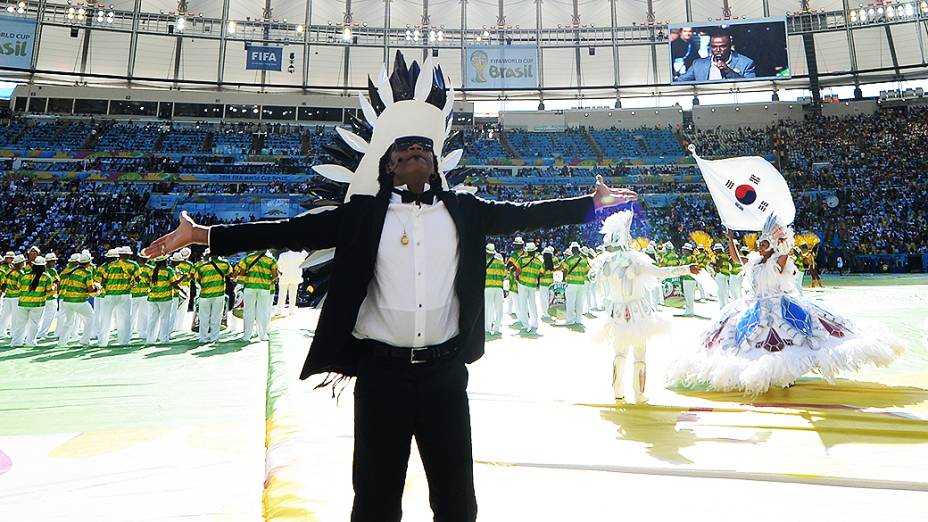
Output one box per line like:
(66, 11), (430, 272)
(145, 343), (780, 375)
(92, 297), (105, 340)
(0, 296), (17, 336)
(715, 273), (730, 309)
(484, 288), (503, 334)
(682, 279), (697, 316)
(174, 294), (191, 332)
(131, 296), (149, 339)
(613, 339), (648, 402)
(12, 306), (43, 347)
(794, 270), (805, 296)
(513, 286), (527, 326)
(517, 284), (539, 330)
(58, 301), (94, 346)
(37, 299), (58, 338)
(538, 285), (551, 319)
(565, 284), (584, 325)
(729, 274), (744, 301)
(99, 294), (132, 347)
(198, 296), (225, 342)
(242, 288), (272, 340)
(276, 283), (299, 316)
(147, 300), (175, 344)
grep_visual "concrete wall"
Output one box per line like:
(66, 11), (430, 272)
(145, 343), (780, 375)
(692, 102), (806, 129)
(820, 100), (879, 117)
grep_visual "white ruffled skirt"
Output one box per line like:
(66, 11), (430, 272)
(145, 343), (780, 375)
(666, 293), (906, 395)
(598, 297), (673, 348)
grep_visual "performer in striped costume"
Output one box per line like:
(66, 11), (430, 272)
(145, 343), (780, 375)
(506, 237), (525, 321)
(0, 252), (22, 338)
(515, 242), (543, 333)
(147, 255), (181, 344)
(58, 253), (98, 347)
(483, 243), (506, 335)
(235, 250), (278, 341)
(98, 247), (138, 347)
(560, 242), (591, 326)
(172, 247), (195, 333)
(130, 253), (153, 339)
(194, 249), (233, 343)
(538, 246), (558, 322)
(36, 253), (60, 339)
(12, 256), (55, 347)
(711, 243), (733, 309)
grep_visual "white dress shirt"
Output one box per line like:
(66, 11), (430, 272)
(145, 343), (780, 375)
(352, 188), (461, 348)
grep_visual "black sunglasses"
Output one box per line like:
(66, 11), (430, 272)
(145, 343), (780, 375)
(393, 136), (434, 152)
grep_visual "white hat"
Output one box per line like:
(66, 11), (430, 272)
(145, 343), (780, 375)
(28, 246), (40, 254)
(568, 241), (581, 250)
(3, 251), (13, 259)
(485, 243), (496, 253)
(170, 252), (183, 262)
(68, 253), (80, 263)
(663, 242), (675, 250)
(79, 253), (92, 264)
(45, 253), (57, 261)
(712, 243), (724, 251)
(32, 256), (46, 266)
(118, 246), (133, 255)
(513, 236), (525, 245)
(542, 246), (554, 254)
(179, 247), (191, 259)
(105, 249), (119, 258)
(525, 242), (538, 253)
(644, 244), (656, 254)
(682, 243), (694, 251)
(740, 245), (750, 253)
(13, 254), (25, 264)
(203, 248), (211, 256)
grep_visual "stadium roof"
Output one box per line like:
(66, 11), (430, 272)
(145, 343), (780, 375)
(7, 0), (928, 100)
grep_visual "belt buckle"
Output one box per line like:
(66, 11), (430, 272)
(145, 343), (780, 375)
(409, 346), (429, 364)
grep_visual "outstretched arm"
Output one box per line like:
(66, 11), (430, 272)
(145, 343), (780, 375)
(143, 208), (342, 259)
(475, 175), (637, 236)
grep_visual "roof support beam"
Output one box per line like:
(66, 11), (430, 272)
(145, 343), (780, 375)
(883, 24), (900, 76)
(216, 0), (230, 87)
(303, 0), (313, 91)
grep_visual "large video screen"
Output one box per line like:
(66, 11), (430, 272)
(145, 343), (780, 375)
(669, 17), (790, 84)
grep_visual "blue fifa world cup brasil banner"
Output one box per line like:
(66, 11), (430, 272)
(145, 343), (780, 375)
(0, 15), (37, 69)
(245, 44), (283, 71)
(464, 46), (539, 89)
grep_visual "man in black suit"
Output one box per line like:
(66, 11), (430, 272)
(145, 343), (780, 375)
(145, 132), (635, 521)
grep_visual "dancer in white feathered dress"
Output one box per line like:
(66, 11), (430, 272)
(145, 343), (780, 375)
(668, 214), (906, 396)
(599, 211), (700, 403)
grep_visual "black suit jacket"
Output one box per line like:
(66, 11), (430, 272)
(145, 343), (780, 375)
(209, 190), (596, 379)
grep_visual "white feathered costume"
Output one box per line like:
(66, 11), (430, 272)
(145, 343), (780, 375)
(599, 211), (694, 402)
(667, 214), (906, 395)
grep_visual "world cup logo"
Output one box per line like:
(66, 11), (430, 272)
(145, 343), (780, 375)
(470, 50), (489, 83)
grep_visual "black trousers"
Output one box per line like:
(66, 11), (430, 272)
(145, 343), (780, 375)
(351, 351), (478, 522)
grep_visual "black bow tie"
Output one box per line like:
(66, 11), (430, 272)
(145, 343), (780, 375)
(393, 189), (437, 205)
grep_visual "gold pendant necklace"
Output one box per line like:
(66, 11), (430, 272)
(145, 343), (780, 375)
(401, 232), (410, 246)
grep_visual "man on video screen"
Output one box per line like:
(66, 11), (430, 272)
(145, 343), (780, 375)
(675, 29), (756, 82)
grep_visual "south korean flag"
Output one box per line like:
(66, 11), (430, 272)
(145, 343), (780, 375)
(690, 145), (796, 231)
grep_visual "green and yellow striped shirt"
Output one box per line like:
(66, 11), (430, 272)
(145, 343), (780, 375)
(714, 253), (734, 276)
(236, 253), (278, 291)
(539, 257), (559, 286)
(148, 266), (177, 302)
(485, 254), (506, 289)
(679, 254), (696, 281)
(2, 268), (24, 298)
(660, 252), (680, 268)
(195, 258), (232, 298)
(516, 254), (543, 288)
(102, 259), (138, 295)
(131, 263), (154, 297)
(18, 272), (55, 307)
(560, 256), (590, 285)
(60, 265), (95, 303)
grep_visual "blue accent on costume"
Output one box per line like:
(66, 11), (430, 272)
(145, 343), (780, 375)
(781, 296), (814, 336)
(735, 301), (761, 346)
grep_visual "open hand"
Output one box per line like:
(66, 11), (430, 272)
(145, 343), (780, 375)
(688, 264), (700, 275)
(592, 175), (637, 209)
(141, 210), (209, 258)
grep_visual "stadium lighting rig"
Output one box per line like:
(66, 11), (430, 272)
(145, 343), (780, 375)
(64, 3), (114, 24)
(848, 1), (927, 24)
(404, 24), (446, 43)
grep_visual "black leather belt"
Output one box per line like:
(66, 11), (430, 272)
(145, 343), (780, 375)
(362, 337), (459, 365)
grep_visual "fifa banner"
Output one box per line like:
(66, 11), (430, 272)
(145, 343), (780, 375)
(692, 146), (795, 231)
(246, 44), (283, 71)
(0, 15), (37, 69)
(464, 46), (539, 89)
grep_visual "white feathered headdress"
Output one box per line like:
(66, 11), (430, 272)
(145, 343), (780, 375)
(758, 212), (794, 250)
(312, 51), (461, 202)
(600, 210), (634, 249)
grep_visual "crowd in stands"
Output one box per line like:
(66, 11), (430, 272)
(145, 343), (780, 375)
(682, 126), (773, 157)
